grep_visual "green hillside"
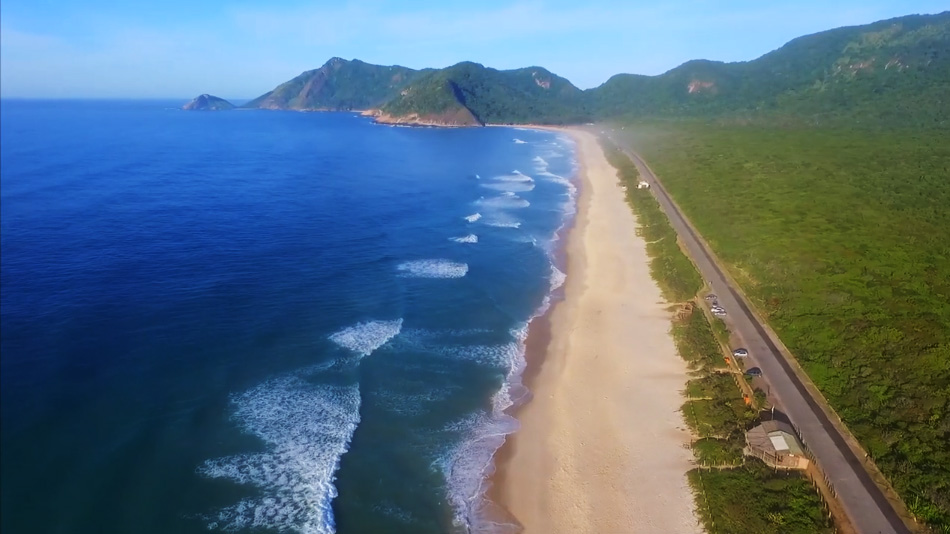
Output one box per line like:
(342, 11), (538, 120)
(243, 57), (427, 110)
(239, 12), (949, 126)
(589, 12), (950, 125)
(381, 62), (589, 125)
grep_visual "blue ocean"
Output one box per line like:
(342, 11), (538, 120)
(0, 100), (576, 534)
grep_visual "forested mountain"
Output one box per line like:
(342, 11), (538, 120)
(243, 57), (427, 111)
(378, 62), (589, 125)
(590, 11), (950, 125)
(237, 11), (949, 126)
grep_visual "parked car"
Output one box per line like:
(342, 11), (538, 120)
(732, 348), (749, 357)
(745, 367), (763, 377)
(704, 294), (718, 301)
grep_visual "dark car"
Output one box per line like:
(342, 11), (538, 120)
(745, 367), (763, 377)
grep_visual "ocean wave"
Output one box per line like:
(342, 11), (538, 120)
(438, 332), (527, 533)
(397, 260), (468, 278)
(476, 196), (530, 209)
(483, 219), (521, 229)
(480, 181), (535, 193)
(450, 234), (478, 244)
(512, 138), (526, 144)
(329, 319), (403, 357)
(493, 171), (533, 183)
(199, 374), (361, 534)
(464, 213), (482, 223)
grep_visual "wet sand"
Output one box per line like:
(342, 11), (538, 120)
(490, 129), (700, 534)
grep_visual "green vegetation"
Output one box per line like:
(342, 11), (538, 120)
(382, 62), (589, 125)
(675, 306), (753, 454)
(690, 460), (834, 534)
(244, 57), (427, 110)
(589, 12), (950, 127)
(616, 121), (950, 530)
(600, 140), (702, 302)
(672, 307), (728, 371)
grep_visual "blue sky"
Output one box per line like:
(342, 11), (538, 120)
(1, 1), (946, 99)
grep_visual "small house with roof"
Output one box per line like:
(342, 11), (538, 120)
(744, 420), (810, 469)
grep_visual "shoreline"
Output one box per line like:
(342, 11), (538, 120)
(486, 128), (700, 533)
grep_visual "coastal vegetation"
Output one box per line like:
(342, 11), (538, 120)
(689, 460), (834, 534)
(604, 139), (836, 533)
(614, 122), (950, 531)
(601, 142), (702, 302)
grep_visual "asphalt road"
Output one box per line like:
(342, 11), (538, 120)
(605, 133), (909, 534)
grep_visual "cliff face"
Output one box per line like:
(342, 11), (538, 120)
(182, 94), (235, 111)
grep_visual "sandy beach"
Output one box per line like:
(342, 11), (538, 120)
(491, 129), (700, 534)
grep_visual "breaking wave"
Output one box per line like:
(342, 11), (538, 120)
(329, 319), (403, 357)
(199, 375), (361, 534)
(397, 260), (469, 278)
(476, 195), (530, 209)
(450, 234), (479, 244)
(464, 213), (482, 223)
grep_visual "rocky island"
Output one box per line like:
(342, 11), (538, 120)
(182, 94), (235, 111)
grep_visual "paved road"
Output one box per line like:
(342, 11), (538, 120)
(605, 133), (909, 534)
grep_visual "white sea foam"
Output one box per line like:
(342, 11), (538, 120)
(450, 234), (478, 244)
(464, 213), (482, 223)
(476, 195), (530, 209)
(199, 375), (361, 534)
(397, 260), (468, 278)
(483, 218), (521, 229)
(480, 181), (535, 193)
(493, 171), (533, 183)
(329, 319), (403, 357)
(438, 336), (527, 533)
(512, 138), (526, 144)
(550, 264), (567, 291)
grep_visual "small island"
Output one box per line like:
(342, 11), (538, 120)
(182, 94), (235, 111)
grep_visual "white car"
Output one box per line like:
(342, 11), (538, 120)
(732, 348), (749, 357)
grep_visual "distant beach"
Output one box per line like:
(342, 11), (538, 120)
(490, 129), (701, 533)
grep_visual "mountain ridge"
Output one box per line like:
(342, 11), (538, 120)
(194, 11), (949, 126)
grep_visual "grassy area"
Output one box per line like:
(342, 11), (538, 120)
(602, 139), (839, 534)
(672, 306), (730, 372)
(690, 460), (834, 534)
(614, 121), (950, 530)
